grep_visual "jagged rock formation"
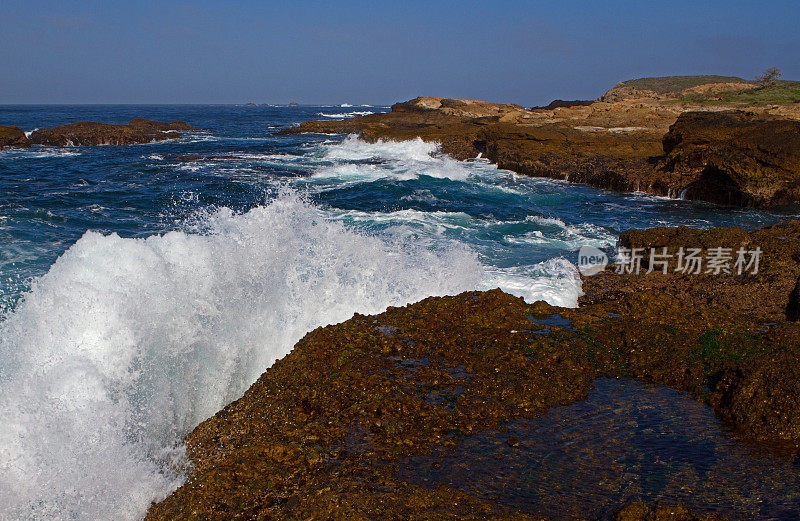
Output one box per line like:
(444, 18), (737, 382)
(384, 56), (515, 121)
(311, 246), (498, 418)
(660, 111), (800, 207)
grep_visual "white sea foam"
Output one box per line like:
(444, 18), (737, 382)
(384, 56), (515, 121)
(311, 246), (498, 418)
(481, 258), (583, 308)
(505, 216), (617, 250)
(317, 111), (375, 118)
(0, 191), (483, 521)
(0, 147), (82, 159)
(326, 207), (614, 255)
(311, 136), (470, 182)
(322, 135), (438, 162)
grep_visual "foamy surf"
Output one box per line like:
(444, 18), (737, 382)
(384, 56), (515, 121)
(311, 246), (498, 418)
(0, 192), (483, 521)
(480, 259), (584, 308)
(316, 111), (376, 118)
(0, 147), (83, 159)
(304, 135), (470, 182)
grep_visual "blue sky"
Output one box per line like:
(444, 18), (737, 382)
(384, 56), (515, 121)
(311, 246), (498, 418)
(2, 0), (798, 105)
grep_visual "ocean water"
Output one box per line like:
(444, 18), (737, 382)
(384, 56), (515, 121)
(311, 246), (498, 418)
(0, 105), (796, 520)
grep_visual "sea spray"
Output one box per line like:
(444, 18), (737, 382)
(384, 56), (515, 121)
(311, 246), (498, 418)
(311, 135), (471, 182)
(0, 191), (482, 521)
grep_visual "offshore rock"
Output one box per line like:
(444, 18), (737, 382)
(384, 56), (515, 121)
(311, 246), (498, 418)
(0, 125), (27, 148)
(5, 119), (198, 147)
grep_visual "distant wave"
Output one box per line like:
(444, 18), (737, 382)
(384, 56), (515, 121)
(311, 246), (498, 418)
(316, 111), (375, 118)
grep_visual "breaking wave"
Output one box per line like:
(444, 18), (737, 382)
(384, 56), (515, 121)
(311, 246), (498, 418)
(0, 192), (482, 521)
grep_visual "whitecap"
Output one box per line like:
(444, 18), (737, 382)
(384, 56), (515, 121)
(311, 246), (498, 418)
(480, 258), (584, 308)
(316, 111), (375, 118)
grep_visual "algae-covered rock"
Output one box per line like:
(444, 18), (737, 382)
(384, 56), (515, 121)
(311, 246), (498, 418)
(146, 220), (800, 520)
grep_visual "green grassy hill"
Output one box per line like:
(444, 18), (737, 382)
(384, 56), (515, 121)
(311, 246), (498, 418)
(616, 75), (750, 94)
(607, 75), (800, 105)
(679, 80), (800, 105)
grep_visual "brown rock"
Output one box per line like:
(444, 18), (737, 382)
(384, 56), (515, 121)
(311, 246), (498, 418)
(614, 502), (724, 521)
(26, 119), (197, 147)
(661, 110), (800, 207)
(146, 220), (800, 520)
(280, 94), (800, 207)
(126, 118), (198, 132)
(0, 125), (28, 148)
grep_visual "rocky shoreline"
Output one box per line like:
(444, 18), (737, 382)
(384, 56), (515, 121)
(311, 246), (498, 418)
(0, 119), (198, 148)
(279, 83), (800, 209)
(140, 84), (800, 519)
(144, 218), (800, 520)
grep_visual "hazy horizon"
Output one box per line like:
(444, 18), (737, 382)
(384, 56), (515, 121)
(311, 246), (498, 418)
(3, 0), (799, 106)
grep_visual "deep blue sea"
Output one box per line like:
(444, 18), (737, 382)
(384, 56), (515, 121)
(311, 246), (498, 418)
(0, 105), (796, 520)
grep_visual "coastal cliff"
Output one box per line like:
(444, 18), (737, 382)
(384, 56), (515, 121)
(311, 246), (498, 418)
(145, 219), (800, 520)
(280, 78), (800, 209)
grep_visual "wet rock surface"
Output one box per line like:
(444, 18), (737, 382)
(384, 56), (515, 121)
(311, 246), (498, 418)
(145, 221), (800, 521)
(398, 378), (799, 519)
(0, 119), (198, 148)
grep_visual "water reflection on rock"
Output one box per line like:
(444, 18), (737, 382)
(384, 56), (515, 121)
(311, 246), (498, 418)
(398, 378), (800, 520)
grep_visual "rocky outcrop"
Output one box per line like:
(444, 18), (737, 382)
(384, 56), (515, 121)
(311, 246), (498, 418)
(145, 219), (800, 520)
(0, 125), (27, 148)
(660, 111), (800, 207)
(392, 96), (529, 118)
(476, 122), (662, 192)
(26, 119), (198, 147)
(1, 119), (198, 148)
(582, 220), (800, 322)
(126, 118), (197, 132)
(614, 502), (723, 521)
(530, 99), (594, 110)
(280, 96), (800, 208)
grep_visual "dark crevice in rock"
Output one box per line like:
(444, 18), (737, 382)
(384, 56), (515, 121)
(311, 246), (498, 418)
(786, 277), (800, 322)
(682, 166), (754, 207)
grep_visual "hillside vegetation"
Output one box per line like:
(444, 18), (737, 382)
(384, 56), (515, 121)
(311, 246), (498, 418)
(679, 80), (800, 105)
(617, 75), (750, 94)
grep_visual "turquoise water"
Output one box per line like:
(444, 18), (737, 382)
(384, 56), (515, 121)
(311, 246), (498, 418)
(0, 105), (796, 520)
